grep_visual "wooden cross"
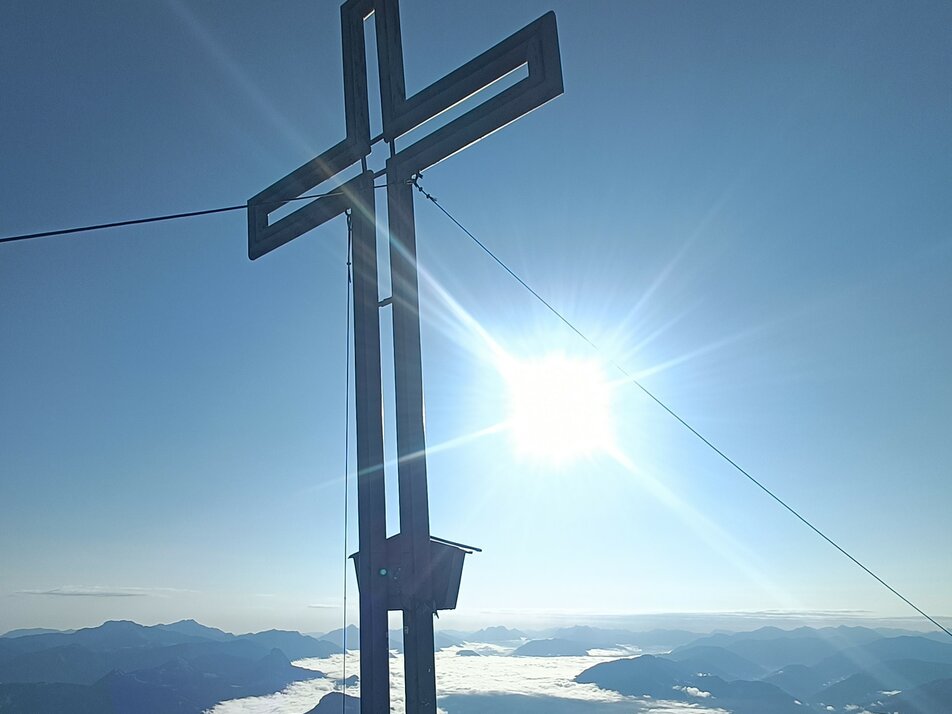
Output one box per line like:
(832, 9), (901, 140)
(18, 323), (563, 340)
(248, 2), (562, 711)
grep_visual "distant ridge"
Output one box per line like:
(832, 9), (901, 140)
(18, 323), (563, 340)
(575, 626), (952, 713)
(4, 620), (951, 714)
(237, 629), (340, 660)
(0, 621), (327, 714)
(512, 638), (589, 657)
(155, 619), (233, 642)
(0, 619), (333, 711)
(0, 628), (70, 639)
(469, 626), (526, 643)
(577, 655), (804, 714)
(547, 626), (701, 651)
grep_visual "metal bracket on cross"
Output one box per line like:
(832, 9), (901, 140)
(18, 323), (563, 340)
(247, 1), (562, 712)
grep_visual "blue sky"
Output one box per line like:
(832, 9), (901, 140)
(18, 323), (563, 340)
(1, 0), (950, 635)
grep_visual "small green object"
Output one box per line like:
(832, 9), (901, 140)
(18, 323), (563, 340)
(379, 568), (388, 576)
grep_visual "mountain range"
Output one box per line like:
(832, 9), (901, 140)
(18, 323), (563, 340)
(0, 620), (337, 713)
(3, 620), (950, 713)
(575, 625), (952, 713)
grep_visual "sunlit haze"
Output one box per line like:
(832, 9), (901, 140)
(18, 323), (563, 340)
(1, 0), (950, 645)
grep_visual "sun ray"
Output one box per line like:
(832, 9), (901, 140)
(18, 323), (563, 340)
(606, 445), (802, 609)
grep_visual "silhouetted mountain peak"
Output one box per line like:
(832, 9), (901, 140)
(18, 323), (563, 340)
(318, 625), (359, 649)
(512, 638), (589, 657)
(668, 644), (767, 680)
(575, 654), (690, 697)
(259, 648), (291, 668)
(93, 620), (138, 631)
(470, 626), (526, 642)
(306, 691), (360, 714)
(156, 619), (232, 641)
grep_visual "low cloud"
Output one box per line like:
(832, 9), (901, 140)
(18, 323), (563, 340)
(673, 685), (711, 698)
(731, 609), (873, 618)
(18, 586), (190, 598)
(307, 603), (339, 610)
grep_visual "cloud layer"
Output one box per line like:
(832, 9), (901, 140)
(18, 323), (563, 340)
(20, 586), (150, 598)
(17, 585), (195, 598)
(210, 645), (728, 714)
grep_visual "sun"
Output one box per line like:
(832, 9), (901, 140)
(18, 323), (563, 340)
(501, 353), (614, 465)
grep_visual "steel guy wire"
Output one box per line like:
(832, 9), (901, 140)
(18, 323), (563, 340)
(411, 174), (952, 642)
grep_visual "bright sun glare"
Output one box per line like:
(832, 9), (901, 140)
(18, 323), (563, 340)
(502, 353), (614, 465)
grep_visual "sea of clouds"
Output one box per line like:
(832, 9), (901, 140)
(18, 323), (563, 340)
(208, 644), (728, 714)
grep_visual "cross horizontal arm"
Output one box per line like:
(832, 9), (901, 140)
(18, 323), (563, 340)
(377, 9), (562, 145)
(247, 0), (373, 260)
(248, 145), (363, 259)
(385, 12), (563, 178)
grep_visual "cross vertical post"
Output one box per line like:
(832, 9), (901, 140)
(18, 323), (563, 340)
(348, 172), (391, 714)
(386, 170), (436, 712)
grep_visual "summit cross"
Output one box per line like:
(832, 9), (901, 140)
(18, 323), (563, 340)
(247, 2), (563, 712)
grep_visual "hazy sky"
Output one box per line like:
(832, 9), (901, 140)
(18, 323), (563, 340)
(2, 0), (951, 635)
